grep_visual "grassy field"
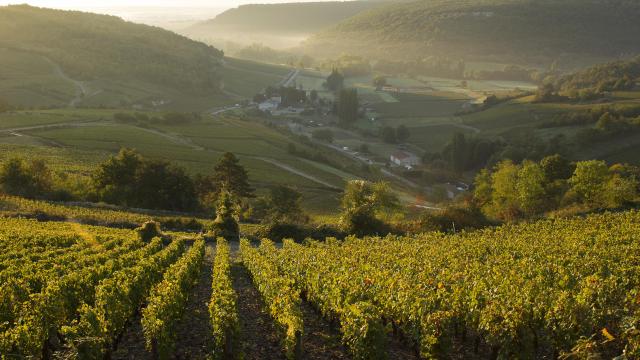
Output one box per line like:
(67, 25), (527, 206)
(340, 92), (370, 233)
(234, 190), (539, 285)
(0, 49), (294, 111)
(458, 92), (640, 164)
(0, 48), (76, 108)
(221, 57), (292, 99)
(0, 108), (360, 214)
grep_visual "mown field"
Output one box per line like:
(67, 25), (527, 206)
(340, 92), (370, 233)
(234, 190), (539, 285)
(2, 208), (638, 359)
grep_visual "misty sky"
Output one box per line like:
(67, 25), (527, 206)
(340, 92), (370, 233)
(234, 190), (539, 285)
(0, 0), (340, 8)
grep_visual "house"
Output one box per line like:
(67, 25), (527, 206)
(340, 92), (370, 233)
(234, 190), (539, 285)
(390, 150), (420, 168)
(258, 97), (282, 113)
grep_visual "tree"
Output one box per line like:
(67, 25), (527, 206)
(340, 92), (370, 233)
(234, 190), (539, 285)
(212, 152), (254, 199)
(325, 69), (344, 92)
(516, 160), (547, 216)
(339, 180), (399, 236)
(92, 148), (198, 211)
(309, 89), (319, 102)
(449, 132), (468, 174)
(312, 129), (334, 143)
(396, 125), (410, 143)
(209, 190), (240, 241)
(337, 88), (359, 126)
(540, 154), (574, 182)
(604, 173), (638, 208)
(569, 160), (610, 206)
(257, 185), (307, 224)
(373, 75), (387, 89)
(380, 126), (396, 144)
(0, 158), (53, 199)
(596, 112), (615, 131)
(487, 160), (520, 221)
(92, 148), (142, 206)
(473, 168), (492, 207)
(133, 159), (197, 211)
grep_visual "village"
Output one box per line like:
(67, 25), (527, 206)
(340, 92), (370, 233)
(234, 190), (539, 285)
(250, 77), (470, 203)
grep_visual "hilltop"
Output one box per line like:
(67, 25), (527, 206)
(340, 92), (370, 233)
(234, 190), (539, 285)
(301, 0), (640, 67)
(184, 1), (387, 49)
(0, 5), (224, 109)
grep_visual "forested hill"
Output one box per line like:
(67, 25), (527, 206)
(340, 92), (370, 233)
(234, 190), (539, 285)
(186, 1), (386, 36)
(0, 5), (224, 93)
(301, 0), (640, 65)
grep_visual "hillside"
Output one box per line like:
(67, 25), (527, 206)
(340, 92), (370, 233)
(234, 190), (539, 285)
(0, 5), (224, 109)
(301, 0), (640, 66)
(2, 209), (639, 358)
(184, 1), (388, 49)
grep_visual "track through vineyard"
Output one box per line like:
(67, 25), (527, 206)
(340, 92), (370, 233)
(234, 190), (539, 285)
(230, 261), (287, 360)
(173, 244), (217, 359)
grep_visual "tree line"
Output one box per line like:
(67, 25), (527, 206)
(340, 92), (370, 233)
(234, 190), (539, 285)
(474, 155), (640, 222)
(0, 149), (252, 213)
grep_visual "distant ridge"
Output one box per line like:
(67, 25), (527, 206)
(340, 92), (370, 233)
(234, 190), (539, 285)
(301, 0), (640, 65)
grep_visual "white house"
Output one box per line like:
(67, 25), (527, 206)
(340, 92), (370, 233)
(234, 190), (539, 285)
(258, 97), (282, 112)
(390, 150), (420, 168)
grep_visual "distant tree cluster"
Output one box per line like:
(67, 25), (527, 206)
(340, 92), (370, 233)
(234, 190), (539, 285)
(0, 149), (258, 216)
(423, 133), (503, 173)
(474, 155), (639, 222)
(575, 111), (640, 146)
(424, 132), (568, 174)
(233, 43), (316, 68)
(325, 69), (345, 92)
(380, 125), (410, 144)
(91, 149), (198, 211)
(312, 129), (334, 143)
(468, 65), (538, 82)
(374, 57), (465, 79)
(0, 158), (53, 199)
(337, 88), (359, 126)
(538, 56), (640, 102)
(320, 55), (371, 77)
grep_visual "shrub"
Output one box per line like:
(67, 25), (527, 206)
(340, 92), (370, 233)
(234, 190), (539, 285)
(136, 221), (162, 242)
(209, 191), (240, 241)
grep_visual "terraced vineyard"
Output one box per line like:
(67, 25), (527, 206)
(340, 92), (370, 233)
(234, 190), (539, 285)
(2, 211), (639, 359)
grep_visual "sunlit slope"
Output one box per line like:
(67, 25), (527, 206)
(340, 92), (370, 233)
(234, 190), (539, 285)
(302, 0), (640, 65)
(186, 1), (386, 38)
(0, 5), (224, 109)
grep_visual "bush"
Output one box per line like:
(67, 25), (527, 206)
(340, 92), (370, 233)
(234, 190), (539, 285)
(136, 221), (162, 242)
(416, 205), (490, 233)
(209, 191), (240, 241)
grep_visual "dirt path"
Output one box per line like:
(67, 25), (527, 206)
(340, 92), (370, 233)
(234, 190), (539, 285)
(112, 310), (151, 360)
(299, 300), (350, 359)
(173, 244), (216, 359)
(42, 56), (99, 108)
(231, 262), (287, 360)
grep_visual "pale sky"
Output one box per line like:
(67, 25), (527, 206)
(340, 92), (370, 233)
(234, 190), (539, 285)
(0, 0), (339, 8)
(0, 0), (348, 25)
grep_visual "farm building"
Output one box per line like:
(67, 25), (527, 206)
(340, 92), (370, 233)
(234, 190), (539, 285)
(258, 97), (281, 112)
(390, 150), (420, 168)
